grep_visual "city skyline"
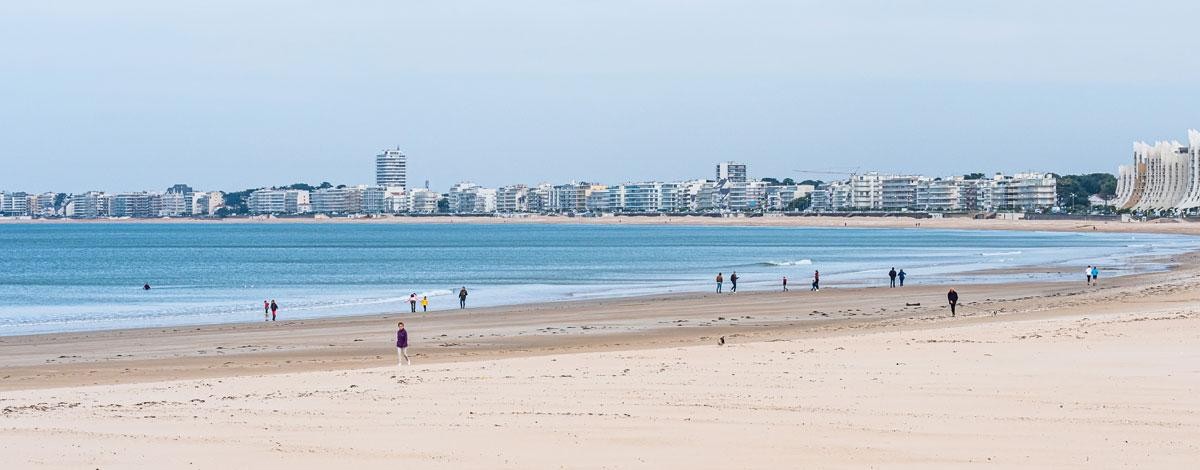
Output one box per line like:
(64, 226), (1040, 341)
(4, 1), (1199, 194)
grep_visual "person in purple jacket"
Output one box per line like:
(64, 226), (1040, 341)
(396, 321), (411, 366)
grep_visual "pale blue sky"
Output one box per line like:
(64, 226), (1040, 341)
(2, 1), (1198, 193)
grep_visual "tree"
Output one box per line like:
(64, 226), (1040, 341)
(219, 189), (255, 216)
(437, 198), (451, 213)
(963, 173), (985, 180)
(798, 179), (823, 187)
(1054, 173), (1117, 211)
(787, 194), (812, 211)
(760, 177), (798, 186)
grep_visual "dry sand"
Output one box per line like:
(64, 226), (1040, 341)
(2, 221), (1200, 468)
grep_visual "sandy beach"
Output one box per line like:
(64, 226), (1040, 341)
(2, 228), (1200, 467)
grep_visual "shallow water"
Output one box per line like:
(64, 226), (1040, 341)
(0, 223), (1193, 335)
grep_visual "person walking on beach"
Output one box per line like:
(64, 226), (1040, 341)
(1085, 265), (1093, 285)
(811, 270), (820, 291)
(898, 269), (906, 287)
(888, 267), (898, 288)
(730, 272), (739, 293)
(716, 273), (724, 293)
(782, 276), (788, 292)
(269, 300), (278, 321)
(947, 289), (959, 317)
(409, 293), (418, 313)
(395, 321), (411, 366)
(263, 300), (270, 322)
(1091, 266), (1100, 286)
(421, 295), (429, 312)
(458, 287), (468, 309)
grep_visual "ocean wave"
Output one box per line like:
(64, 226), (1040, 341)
(419, 289), (454, 298)
(759, 259), (813, 267)
(980, 251), (1022, 257)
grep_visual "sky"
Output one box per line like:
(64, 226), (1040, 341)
(2, 0), (1199, 194)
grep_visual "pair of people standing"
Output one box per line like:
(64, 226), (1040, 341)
(715, 272), (739, 293)
(408, 293), (429, 313)
(1085, 266), (1100, 286)
(888, 268), (907, 287)
(262, 299), (278, 321)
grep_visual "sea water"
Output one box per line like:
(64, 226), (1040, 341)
(0, 223), (1194, 335)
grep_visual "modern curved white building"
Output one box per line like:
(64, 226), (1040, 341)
(1114, 130), (1200, 211)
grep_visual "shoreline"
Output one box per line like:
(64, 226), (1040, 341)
(3, 243), (1196, 391)
(6, 214), (1200, 237)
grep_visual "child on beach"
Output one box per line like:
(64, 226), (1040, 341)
(421, 296), (429, 312)
(263, 300), (270, 321)
(396, 321), (410, 366)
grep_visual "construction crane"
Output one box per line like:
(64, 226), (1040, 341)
(793, 167), (860, 180)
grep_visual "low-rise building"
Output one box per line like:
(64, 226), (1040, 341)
(248, 189), (309, 214)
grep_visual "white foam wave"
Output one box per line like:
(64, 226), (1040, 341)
(764, 259), (813, 266)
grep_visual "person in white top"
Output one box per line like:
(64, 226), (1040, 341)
(408, 293), (418, 313)
(1085, 266), (1093, 285)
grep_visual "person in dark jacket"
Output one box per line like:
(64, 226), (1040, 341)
(716, 273), (724, 293)
(396, 321), (410, 366)
(458, 287), (468, 309)
(269, 300), (278, 321)
(947, 289), (959, 317)
(888, 267), (897, 288)
(811, 270), (820, 291)
(898, 269), (906, 287)
(730, 272), (739, 293)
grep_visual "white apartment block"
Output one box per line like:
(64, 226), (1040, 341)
(407, 188), (441, 213)
(191, 191), (225, 216)
(716, 162), (748, 183)
(882, 176), (923, 211)
(66, 192), (104, 218)
(383, 187), (409, 213)
(811, 172), (1054, 212)
(376, 148), (407, 189)
(248, 189), (310, 214)
(0, 191), (31, 216)
(1114, 130), (1200, 211)
(497, 185), (529, 212)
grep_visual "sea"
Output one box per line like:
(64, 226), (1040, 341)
(0, 223), (1194, 336)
